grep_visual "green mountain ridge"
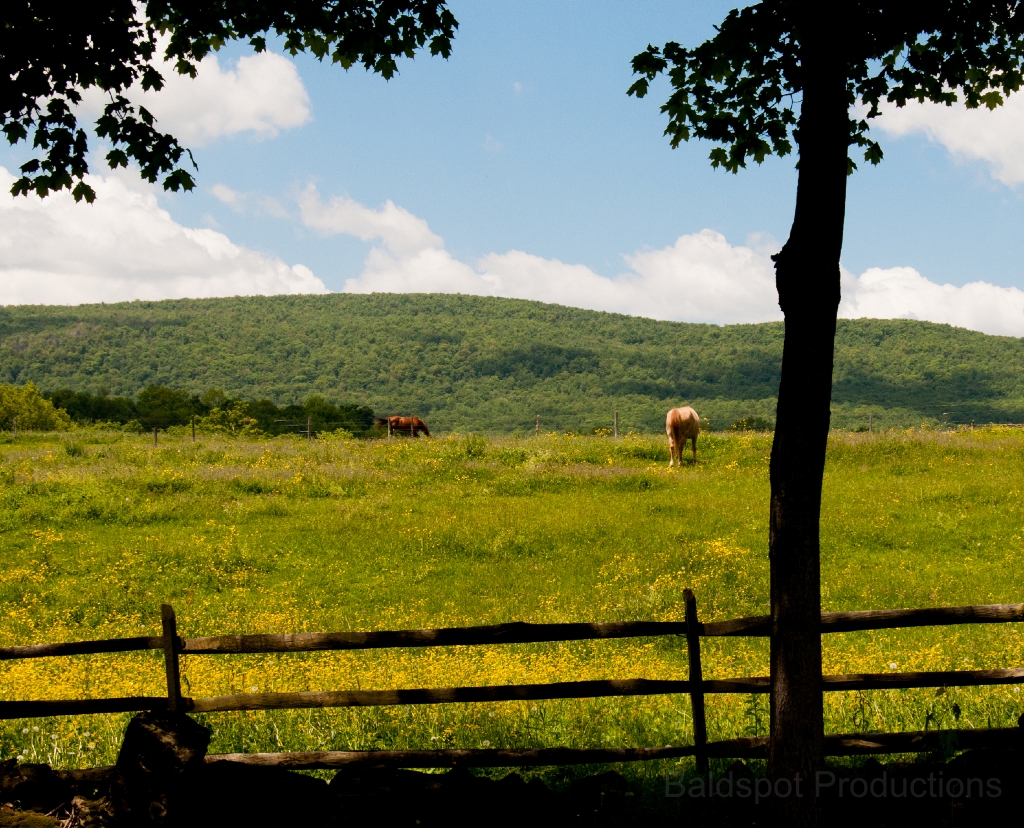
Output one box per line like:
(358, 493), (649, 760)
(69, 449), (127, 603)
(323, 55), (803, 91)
(1, 293), (1022, 432)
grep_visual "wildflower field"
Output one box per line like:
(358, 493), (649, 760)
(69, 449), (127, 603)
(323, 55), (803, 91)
(0, 427), (1022, 785)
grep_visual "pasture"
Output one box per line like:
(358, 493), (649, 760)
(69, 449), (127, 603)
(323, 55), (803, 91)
(0, 427), (1022, 786)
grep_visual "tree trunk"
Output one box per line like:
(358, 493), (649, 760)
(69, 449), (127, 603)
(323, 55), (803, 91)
(767, 8), (850, 825)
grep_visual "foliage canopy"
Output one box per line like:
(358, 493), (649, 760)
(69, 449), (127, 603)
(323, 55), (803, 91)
(629, 1), (1024, 173)
(2, 1), (458, 201)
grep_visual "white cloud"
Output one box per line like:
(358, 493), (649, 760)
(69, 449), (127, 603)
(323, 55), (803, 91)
(9, 172), (1018, 337)
(367, 232), (780, 325)
(302, 187), (1024, 337)
(300, 185), (780, 324)
(80, 42), (310, 147)
(298, 186), (444, 257)
(840, 266), (1024, 337)
(211, 183), (244, 210)
(620, 234), (780, 323)
(872, 93), (1024, 185)
(211, 183), (289, 218)
(256, 195), (290, 219)
(0, 167), (326, 305)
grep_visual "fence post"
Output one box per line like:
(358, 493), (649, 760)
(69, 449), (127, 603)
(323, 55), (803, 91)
(153, 427), (158, 447)
(307, 416), (312, 442)
(535, 414), (540, 436)
(614, 411), (619, 438)
(191, 416), (196, 443)
(161, 604), (183, 713)
(683, 588), (708, 776)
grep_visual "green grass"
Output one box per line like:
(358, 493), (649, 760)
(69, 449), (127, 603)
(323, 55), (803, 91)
(0, 427), (1022, 788)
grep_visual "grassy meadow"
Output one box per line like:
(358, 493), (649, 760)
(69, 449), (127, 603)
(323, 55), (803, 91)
(1, 426), (1022, 785)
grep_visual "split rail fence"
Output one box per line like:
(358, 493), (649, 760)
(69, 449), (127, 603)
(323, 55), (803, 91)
(1, 592), (1022, 772)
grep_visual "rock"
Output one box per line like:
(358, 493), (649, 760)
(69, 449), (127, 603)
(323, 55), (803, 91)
(68, 796), (117, 827)
(0, 761), (71, 814)
(328, 766), (448, 798)
(55, 766), (117, 798)
(109, 711), (211, 826)
(116, 712), (210, 779)
(174, 762), (330, 828)
(327, 766), (560, 827)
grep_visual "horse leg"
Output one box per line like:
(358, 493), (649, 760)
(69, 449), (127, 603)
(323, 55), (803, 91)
(691, 434), (697, 463)
(668, 432), (676, 467)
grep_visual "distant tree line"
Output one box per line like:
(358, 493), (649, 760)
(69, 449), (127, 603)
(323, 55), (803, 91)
(2, 294), (1022, 433)
(43, 386), (376, 436)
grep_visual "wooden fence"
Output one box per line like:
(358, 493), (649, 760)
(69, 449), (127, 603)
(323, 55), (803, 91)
(1, 593), (1022, 772)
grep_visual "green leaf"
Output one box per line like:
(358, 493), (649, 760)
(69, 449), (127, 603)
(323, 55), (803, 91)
(71, 181), (96, 203)
(630, 1), (1024, 179)
(5, 1), (461, 200)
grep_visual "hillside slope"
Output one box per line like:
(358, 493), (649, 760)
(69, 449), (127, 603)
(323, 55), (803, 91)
(1, 294), (1022, 432)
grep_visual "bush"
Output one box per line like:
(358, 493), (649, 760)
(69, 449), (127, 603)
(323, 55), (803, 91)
(195, 407), (263, 437)
(0, 382), (72, 431)
(317, 428), (354, 441)
(731, 416), (775, 432)
(462, 434), (488, 458)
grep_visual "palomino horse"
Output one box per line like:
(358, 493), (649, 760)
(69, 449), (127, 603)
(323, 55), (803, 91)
(375, 416), (431, 437)
(666, 406), (699, 466)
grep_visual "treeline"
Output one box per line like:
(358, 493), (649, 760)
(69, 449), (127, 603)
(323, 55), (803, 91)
(43, 386), (376, 437)
(2, 293), (1023, 433)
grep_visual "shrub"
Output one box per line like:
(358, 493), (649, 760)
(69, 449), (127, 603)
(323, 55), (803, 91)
(461, 434), (488, 458)
(0, 382), (72, 431)
(196, 407), (263, 437)
(731, 416), (774, 432)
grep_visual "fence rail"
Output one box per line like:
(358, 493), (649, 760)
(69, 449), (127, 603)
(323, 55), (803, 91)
(6, 604), (1021, 661)
(1, 597), (1022, 769)
(31, 725), (1024, 782)
(203, 725), (1024, 769)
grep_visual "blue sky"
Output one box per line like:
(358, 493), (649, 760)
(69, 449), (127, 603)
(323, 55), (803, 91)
(3, 1), (1024, 335)
(174, 1), (770, 286)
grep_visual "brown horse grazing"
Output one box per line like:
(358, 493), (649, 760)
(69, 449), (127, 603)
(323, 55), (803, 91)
(375, 416), (431, 437)
(666, 406), (699, 466)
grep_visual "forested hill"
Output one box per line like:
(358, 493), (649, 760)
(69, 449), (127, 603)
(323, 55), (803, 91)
(1, 293), (1022, 433)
